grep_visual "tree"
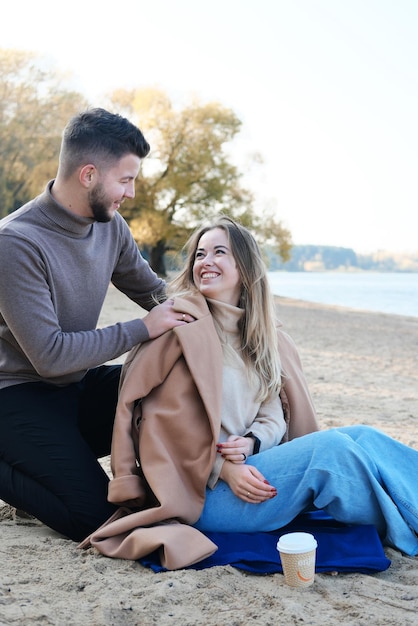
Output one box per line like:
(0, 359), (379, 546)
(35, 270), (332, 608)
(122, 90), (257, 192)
(109, 88), (291, 275)
(0, 48), (87, 217)
(0, 57), (291, 272)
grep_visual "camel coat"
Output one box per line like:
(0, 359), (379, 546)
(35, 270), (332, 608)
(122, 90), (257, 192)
(84, 293), (317, 570)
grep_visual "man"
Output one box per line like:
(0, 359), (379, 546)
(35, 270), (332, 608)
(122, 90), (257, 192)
(0, 108), (191, 541)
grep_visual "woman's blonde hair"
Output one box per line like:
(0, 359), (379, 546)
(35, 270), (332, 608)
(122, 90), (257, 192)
(170, 216), (282, 401)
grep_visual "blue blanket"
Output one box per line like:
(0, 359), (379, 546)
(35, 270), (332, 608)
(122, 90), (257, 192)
(139, 511), (391, 574)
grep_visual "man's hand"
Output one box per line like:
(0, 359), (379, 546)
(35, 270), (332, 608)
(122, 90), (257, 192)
(142, 300), (194, 339)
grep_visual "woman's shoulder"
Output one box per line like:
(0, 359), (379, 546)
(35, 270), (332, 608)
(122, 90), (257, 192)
(172, 291), (211, 319)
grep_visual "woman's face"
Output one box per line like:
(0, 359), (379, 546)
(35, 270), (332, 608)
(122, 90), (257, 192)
(192, 228), (241, 306)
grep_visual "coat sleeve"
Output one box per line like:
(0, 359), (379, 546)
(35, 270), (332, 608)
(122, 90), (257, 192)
(277, 329), (319, 439)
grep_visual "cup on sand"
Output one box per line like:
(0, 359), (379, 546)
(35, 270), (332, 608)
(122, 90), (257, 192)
(276, 532), (318, 588)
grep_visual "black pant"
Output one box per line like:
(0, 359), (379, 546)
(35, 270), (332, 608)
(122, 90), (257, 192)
(0, 366), (121, 541)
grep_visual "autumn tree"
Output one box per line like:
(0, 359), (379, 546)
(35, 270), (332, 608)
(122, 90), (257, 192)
(0, 56), (291, 272)
(109, 88), (291, 275)
(0, 48), (87, 217)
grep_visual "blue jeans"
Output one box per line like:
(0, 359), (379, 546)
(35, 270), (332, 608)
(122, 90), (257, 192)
(194, 426), (418, 556)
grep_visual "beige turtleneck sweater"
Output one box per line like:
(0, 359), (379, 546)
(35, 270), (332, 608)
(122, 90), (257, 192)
(207, 299), (286, 488)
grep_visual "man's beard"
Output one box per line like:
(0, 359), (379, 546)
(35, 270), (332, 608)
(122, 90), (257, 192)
(88, 182), (116, 223)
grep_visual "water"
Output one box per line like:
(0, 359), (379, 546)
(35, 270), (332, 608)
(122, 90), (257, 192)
(268, 272), (418, 318)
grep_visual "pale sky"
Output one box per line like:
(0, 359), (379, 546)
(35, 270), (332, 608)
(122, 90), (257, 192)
(2, 0), (417, 254)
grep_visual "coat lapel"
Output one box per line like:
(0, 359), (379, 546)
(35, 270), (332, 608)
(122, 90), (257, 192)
(173, 295), (223, 440)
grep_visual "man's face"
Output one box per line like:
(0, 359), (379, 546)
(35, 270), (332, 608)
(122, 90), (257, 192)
(88, 154), (141, 222)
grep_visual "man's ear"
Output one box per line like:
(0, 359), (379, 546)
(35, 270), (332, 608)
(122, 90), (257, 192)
(79, 164), (96, 188)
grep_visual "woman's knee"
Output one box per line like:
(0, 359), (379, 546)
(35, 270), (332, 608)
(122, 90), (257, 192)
(336, 424), (382, 443)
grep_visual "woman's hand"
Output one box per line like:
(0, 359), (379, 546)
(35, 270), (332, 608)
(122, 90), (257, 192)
(219, 461), (277, 503)
(216, 435), (253, 464)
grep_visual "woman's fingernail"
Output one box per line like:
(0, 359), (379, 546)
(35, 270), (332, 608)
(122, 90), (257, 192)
(264, 480), (270, 485)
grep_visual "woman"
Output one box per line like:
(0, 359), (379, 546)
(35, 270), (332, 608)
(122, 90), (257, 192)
(85, 217), (418, 568)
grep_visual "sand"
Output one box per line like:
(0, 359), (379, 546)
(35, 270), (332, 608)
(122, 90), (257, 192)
(1, 285), (417, 625)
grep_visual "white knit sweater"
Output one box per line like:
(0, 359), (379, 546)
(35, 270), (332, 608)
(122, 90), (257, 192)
(207, 299), (286, 488)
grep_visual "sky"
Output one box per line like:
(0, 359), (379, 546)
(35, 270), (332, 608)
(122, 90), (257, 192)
(2, 0), (417, 254)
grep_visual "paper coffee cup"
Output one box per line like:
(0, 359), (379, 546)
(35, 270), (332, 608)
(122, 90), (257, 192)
(276, 532), (318, 588)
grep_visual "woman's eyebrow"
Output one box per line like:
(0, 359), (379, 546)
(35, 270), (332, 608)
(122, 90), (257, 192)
(197, 244), (226, 250)
(196, 244), (230, 253)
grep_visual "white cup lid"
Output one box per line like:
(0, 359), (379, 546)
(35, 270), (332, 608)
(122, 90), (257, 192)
(276, 532), (317, 554)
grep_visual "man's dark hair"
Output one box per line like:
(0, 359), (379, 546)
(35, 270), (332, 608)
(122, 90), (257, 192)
(59, 108), (150, 178)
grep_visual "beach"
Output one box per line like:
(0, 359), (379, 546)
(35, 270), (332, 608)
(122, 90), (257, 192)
(1, 286), (417, 625)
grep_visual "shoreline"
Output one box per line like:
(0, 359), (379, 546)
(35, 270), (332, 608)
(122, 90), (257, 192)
(268, 270), (418, 319)
(275, 292), (418, 321)
(1, 288), (417, 625)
